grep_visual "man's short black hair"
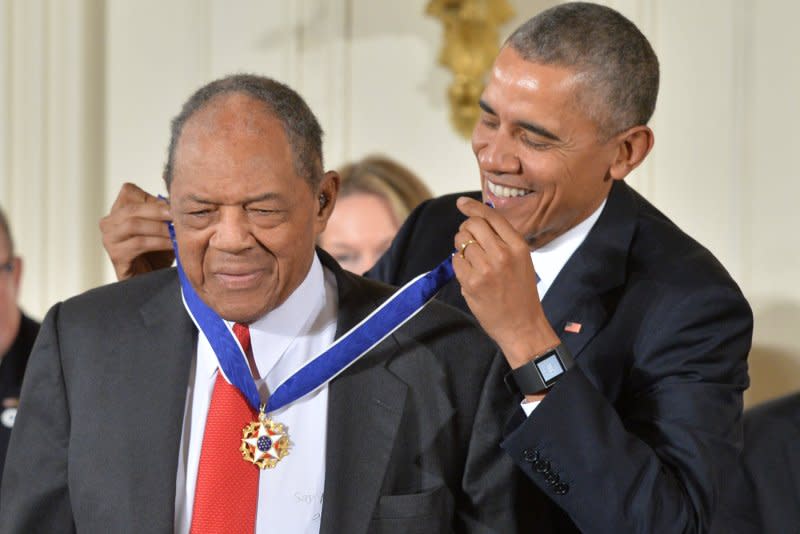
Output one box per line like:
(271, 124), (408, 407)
(163, 74), (324, 190)
(506, 2), (659, 138)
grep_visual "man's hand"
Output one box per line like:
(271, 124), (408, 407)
(100, 183), (174, 281)
(452, 197), (561, 372)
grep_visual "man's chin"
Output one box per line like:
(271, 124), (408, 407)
(203, 294), (271, 324)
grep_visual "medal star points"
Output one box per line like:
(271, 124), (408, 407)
(241, 413), (290, 469)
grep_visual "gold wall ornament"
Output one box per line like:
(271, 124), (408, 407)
(427, 0), (515, 138)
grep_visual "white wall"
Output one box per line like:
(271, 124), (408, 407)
(2, 0), (798, 405)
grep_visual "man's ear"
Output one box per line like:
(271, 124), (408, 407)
(315, 170), (340, 230)
(609, 125), (655, 180)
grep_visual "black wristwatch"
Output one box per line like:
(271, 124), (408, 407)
(504, 343), (575, 395)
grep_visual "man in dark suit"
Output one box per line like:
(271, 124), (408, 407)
(0, 207), (40, 482)
(96, 3), (753, 532)
(0, 75), (528, 533)
(738, 393), (800, 532)
(369, 4), (752, 531)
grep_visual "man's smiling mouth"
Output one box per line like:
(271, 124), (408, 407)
(486, 179), (533, 198)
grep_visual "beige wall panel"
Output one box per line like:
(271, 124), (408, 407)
(7, 0), (47, 317)
(4, 0), (104, 319)
(203, 0), (351, 173)
(744, 1), (800, 405)
(346, 0), (472, 195)
(104, 0), (211, 204)
(104, 0), (212, 281)
(0, 1), (9, 200)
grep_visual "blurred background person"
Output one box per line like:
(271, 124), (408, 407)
(0, 206), (40, 480)
(317, 154), (432, 274)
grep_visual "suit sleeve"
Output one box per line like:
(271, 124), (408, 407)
(458, 351), (543, 533)
(0, 303), (76, 533)
(501, 283), (752, 533)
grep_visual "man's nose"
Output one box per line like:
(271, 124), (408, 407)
(209, 207), (254, 253)
(477, 131), (521, 174)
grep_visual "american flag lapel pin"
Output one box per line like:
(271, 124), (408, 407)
(564, 321), (582, 334)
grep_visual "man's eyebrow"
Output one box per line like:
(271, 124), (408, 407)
(517, 120), (562, 142)
(479, 99), (497, 116)
(242, 192), (283, 204)
(184, 192), (283, 204)
(479, 99), (562, 142)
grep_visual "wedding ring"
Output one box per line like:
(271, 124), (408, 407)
(459, 239), (477, 259)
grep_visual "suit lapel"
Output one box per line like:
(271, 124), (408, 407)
(317, 251), (409, 534)
(119, 273), (195, 529)
(541, 182), (637, 358)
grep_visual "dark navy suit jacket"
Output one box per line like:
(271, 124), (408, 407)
(368, 181), (753, 533)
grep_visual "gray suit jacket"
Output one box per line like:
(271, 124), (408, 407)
(1, 252), (529, 533)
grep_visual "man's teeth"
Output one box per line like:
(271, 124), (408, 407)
(487, 181), (531, 198)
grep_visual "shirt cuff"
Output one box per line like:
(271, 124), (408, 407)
(520, 399), (542, 417)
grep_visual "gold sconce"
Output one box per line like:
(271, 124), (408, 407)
(427, 0), (515, 138)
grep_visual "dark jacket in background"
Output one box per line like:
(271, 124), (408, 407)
(742, 392), (800, 533)
(0, 313), (39, 480)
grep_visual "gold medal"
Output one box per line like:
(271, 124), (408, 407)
(240, 405), (290, 469)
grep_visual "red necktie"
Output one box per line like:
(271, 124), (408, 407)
(190, 323), (259, 533)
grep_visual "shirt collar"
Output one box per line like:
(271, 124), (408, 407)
(532, 199), (607, 299)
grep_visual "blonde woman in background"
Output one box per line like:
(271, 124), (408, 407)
(318, 155), (432, 274)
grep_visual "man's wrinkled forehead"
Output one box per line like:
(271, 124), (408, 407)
(178, 93), (276, 148)
(487, 48), (596, 113)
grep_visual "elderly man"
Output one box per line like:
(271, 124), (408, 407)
(98, 3), (752, 533)
(0, 207), (39, 481)
(0, 75), (527, 533)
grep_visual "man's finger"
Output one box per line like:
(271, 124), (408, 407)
(115, 217), (172, 241)
(116, 236), (174, 256)
(456, 196), (522, 244)
(125, 200), (172, 221)
(459, 217), (508, 259)
(110, 182), (147, 210)
(110, 182), (165, 210)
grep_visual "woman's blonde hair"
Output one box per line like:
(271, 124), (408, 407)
(337, 155), (432, 225)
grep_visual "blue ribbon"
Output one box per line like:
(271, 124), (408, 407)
(167, 222), (454, 413)
(168, 223), (262, 409)
(267, 257), (454, 412)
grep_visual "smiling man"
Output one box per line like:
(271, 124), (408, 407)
(0, 75), (529, 533)
(370, 4), (753, 533)
(96, 3), (753, 532)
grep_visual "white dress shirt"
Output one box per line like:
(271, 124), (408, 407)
(175, 253), (338, 534)
(521, 200), (606, 415)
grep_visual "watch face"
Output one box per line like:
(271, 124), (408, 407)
(536, 353), (565, 384)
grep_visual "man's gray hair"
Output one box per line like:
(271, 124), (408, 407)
(506, 2), (659, 138)
(163, 74), (324, 190)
